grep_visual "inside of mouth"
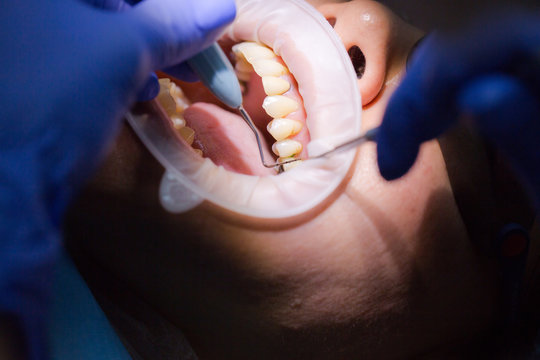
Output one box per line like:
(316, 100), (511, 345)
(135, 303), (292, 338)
(125, 0), (363, 218)
(154, 40), (310, 177)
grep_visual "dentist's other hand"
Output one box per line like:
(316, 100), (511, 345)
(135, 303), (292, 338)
(0, 0), (235, 358)
(377, 11), (540, 206)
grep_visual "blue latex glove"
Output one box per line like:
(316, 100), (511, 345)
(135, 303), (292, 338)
(377, 10), (540, 207)
(0, 0), (235, 358)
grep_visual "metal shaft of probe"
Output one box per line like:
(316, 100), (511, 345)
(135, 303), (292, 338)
(237, 106), (300, 169)
(311, 127), (379, 159)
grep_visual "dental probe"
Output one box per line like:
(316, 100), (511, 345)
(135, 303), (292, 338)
(187, 43), (299, 169)
(307, 127), (379, 160)
(257, 126), (380, 169)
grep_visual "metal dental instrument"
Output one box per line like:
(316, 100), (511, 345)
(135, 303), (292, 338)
(308, 127), (379, 159)
(187, 43), (297, 169)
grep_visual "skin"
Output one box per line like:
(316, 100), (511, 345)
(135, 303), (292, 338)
(64, 1), (537, 359)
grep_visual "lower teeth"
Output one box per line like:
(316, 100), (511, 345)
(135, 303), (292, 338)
(156, 78), (200, 152)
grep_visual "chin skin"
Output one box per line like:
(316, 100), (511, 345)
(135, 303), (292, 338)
(65, 1), (500, 359)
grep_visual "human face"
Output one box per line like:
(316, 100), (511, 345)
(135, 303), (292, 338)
(66, 1), (500, 359)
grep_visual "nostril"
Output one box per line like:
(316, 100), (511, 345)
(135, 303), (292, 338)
(347, 45), (366, 79)
(325, 17), (336, 28)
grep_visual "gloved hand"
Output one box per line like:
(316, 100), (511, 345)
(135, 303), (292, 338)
(0, 0), (235, 358)
(377, 10), (540, 207)
(83, 0), (203, 98)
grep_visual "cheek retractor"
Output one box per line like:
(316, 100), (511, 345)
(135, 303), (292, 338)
(125, 0), (363, 218)
(186, 43), (300, 169)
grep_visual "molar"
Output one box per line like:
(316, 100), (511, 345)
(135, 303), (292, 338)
(262, 76), (290, 96)
(272, 139), (302, 158)
(266, 118), (302, 141)
(262, 95), (299, 118)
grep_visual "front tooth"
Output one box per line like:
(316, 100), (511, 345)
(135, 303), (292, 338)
(262, 95), (299, 118)
(279, 158), (302, 172)
(266, 118), (303, 141)
(272, 139), (302, 157)
(262, 76), (290, 95)
(251, 59), (288, 77)
(233, 42), (276, 62)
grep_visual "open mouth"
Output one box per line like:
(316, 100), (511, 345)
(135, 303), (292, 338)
(156, 39), (309, 176)
(126, 0), (362, 218)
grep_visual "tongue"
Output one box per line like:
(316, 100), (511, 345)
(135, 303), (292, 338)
(184, 103), (275, 176)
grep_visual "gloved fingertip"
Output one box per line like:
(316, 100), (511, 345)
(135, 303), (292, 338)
(193, 0), (236, 32)
(376, 131), (420, 181)
(137, 73), (159, 101)
(164, 63), (199, 83)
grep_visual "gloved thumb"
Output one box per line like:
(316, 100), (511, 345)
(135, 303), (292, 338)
(458, 74), (540, 207)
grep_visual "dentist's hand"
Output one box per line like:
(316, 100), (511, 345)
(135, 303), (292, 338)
(0, 0), (234, 358)
(377, 11), (540, 206)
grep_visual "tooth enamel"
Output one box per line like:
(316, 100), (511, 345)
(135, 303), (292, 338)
(262, 95), (298, 118)
(156, 91), (177, 116)
(170, 115), (186, 129)
(233, 42), (276, 62)
(279, 158), (302, 172)
(262, 76), (290, 96)
(169, 83), (183, 99)
(235, 59), (252, 73)
(251, 59), (288, 77)
(272, 139), (302, 158)
(266, 118), (302, 141)
(178, 126), (195, 146)
(236, 71), (252, 82)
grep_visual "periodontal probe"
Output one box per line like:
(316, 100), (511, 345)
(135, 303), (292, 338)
(186, 43), (297, 169)
(306, 127), (379, 160)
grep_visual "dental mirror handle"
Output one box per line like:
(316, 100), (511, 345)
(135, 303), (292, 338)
(186, 43), (243, 109)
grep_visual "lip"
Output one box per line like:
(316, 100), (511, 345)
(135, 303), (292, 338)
(125, 0), (362, 219)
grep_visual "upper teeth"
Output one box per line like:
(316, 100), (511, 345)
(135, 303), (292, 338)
(262, 95), (299, 118)
(232, 42), (276, 61)
(262, 76), (290, 96)
(272, 139), (303, 158)
(251, 59), (288, 77)
(233, 41), (305, 172)
(266, 118), (302, 141)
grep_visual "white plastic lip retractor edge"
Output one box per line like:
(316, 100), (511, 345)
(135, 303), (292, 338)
(125, 0), (362, 219)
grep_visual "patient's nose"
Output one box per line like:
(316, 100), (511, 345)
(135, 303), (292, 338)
(316, 0), (422, 105)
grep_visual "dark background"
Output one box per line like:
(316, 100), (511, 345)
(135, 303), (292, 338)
(377, 0), (540, 31)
